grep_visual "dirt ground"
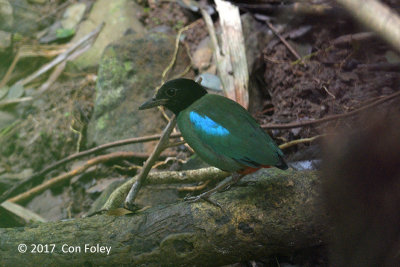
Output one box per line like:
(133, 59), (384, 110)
(262, 19), (400, 148)
(5, 1), (400, 178)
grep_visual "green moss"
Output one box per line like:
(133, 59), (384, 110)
(99, 86), (124, 108)
(100, 48), (127, 84)
(150, 17), (161, 25)
(96, 114), (108, 131)
(95, 47), (131, 112)
(56, 28), (75, 39)
(173, 20), (185, 31)
(160, 233), (196, 257)
(124, 61), (133, 72)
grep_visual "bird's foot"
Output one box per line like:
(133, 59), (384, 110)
(184, 173), (245, 207)
(184, 193), (222, 208)
(232, 172), (244, 183)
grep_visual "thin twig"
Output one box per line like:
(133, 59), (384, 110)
(0, 97), (33, 108)
(16, 23), (104, 87)
(261, 90), (400, 129)
(322, 86), (336, 99)
(7, 151), (138, 204)
(36, 61), (67, 94)
(161, 19), (201, 84)
(178, 180), (211, 192)
(161, 25), (188, 83)
(165, 140), (186, 148)
(36, 38), (95, 95)
(170, 63), (192, 80)
(279, 135), (323, 150)
(124, 116), (177, 210)
(357, 62), (400, 72)
(152, 157), (187, 169)
(265, 20), (302, 61)
(35, 0), (72, 23)
(157, 20), (198, 122)
(0, 135), (180, 203)
(0, 44), (72, 88)
(0, 51), (21, 88)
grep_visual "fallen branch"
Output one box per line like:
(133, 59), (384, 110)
(103, 133), (319, 211)
(102, 167), (228, 211)
(7, 151), (154, 204)
(335, 0), (400, 53)
(0, 169), (325, 266)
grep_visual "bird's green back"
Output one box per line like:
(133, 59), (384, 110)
(177, 94), (284, 171)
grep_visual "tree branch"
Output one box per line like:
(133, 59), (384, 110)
(124, 116), (177, 209)
(0, 169), (325, 266)
(335, 0), (400, 53)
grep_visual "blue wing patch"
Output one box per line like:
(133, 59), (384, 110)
(189, 111), (230, 136)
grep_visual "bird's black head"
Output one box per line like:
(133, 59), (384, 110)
(139, 78), (208, 114)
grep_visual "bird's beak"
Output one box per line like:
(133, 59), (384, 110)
(139, 97), (168, 110)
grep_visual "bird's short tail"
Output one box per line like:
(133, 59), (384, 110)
(238, 154), (288, 174)
(275, 154), (288, 170)
(238, 165), (270, 175)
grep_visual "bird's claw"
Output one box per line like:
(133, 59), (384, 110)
(184, 195), (202, 202)
(184, 194), (222, 209)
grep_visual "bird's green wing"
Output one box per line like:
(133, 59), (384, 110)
(179, 94), (285, 169)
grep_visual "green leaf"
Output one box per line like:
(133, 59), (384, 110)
(0, 86), (9, 100)
(6, 84), (24, 99)
(56, 28), (75, 39)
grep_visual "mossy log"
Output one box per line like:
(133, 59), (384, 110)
(0, 169), (325, 266)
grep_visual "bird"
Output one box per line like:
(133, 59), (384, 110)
(139, 78), (288, 176)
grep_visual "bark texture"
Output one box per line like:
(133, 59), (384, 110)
(0, 169), (325, 266)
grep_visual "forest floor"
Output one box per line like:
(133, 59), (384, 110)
(0, 0), (399, 266)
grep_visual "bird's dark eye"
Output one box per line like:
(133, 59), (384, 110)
(166, 88), (176, 97)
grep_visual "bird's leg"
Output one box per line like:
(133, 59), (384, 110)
(232, 172), (245, 183)
(184, 172), (245, 206)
